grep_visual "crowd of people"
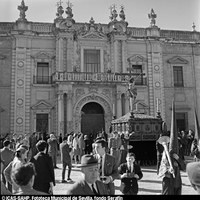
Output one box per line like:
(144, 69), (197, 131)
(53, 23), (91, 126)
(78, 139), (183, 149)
(0, 128), (200, 195)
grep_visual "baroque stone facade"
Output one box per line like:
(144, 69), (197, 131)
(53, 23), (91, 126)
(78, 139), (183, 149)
(0, 1), (200, 136)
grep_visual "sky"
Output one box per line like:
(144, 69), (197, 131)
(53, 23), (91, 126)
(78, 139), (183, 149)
(0, 0), (199, 31)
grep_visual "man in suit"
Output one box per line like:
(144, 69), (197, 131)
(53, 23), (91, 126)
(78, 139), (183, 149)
(118, 152), (143, 195)
(108, 131), (122, 167)
(60, 136), (72, 183)
(30, 140), (55, 194)
(0, 140), (14, 191)
(66, 154), (108, 195)
(94, 138), (119, 195)
(47, 133), (59, 168)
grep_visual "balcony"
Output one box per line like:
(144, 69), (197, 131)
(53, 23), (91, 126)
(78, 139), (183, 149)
(33, 76), (52, 84)
(52, 72), (147, 86)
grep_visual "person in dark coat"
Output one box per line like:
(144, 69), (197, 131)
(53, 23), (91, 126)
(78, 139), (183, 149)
(84, 134), (93, 154)
(60, 136), (72, 183)
(30, 140), (55, 194)
(118, 152), (143, 195)
(0, 140), (14, 191)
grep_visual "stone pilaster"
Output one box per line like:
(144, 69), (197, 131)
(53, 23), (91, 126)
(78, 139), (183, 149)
(57, 92), (64, 134)
(56, 37), (64, 71)
(147, 50), (154, 116)
(116, 91), (122, 118)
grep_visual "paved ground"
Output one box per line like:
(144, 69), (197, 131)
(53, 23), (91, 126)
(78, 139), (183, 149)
(52, 155), (196, 195)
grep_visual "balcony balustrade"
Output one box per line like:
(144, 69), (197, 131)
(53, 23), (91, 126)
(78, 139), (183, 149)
(52, 72), (147, 85)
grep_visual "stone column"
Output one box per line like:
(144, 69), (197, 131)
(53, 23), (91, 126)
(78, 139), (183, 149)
(116, 92), (122, 118)
(114, 40), (118, 72)
(67, 91), (73, 132)
(58, 92), (64, 134)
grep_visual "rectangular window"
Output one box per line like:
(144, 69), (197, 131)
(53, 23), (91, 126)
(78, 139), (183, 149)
(131, 65), (143, 85)
(36, 62), (50, 84)
(84, 49), (100, 73)
(173, 66), (183, 87)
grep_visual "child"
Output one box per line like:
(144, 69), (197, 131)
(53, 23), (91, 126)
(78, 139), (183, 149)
(118, 152), (143, 195)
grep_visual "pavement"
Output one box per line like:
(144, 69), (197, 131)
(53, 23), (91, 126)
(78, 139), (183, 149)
(52, 155), (196, 195)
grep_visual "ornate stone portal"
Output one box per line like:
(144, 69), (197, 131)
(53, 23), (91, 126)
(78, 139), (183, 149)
(74, 94), (112, 133)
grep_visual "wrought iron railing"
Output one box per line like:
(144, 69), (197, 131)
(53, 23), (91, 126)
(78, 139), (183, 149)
(52, 72), (147, 85)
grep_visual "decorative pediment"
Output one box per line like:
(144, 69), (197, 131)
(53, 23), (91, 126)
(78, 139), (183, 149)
(80, 32), (106, 40)
(127, 55), (146, 63)
(31, 100), (54, 110)
(167, 56), (188, 64)
(77, 18), (106, 40)
(31, 51), (55, 60)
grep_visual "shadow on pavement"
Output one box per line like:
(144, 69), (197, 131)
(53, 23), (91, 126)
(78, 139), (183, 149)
(139, 179), (161, 184)
(139, 187), (161, 194)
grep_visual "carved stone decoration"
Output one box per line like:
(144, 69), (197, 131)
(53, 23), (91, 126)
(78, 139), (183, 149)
(148, 8), (157, 27)
(77, 19), (106, 40)
(154, 65), (160, 72)
(31, 100), (54, 111)
(17, 98), (23, 106)
(155, 81), (161, 88)
(119, 5), (125, 21)
(127, 54), (147, 64)
(104, 50), (110, 71)
(88, 85), (98, 93)
(17, 0), (28, 22)
(55, 2), (64, 20)
(17, 61), (24, 68)
(101, 88), (111, 100)
(117, 91), (122, 100)
(109, 4), (118, 22)
(31, 51), (55, 60)
(17, 79), (24, 86)
(75, 88), (85, 100)
(74, 94), (112, 132)
(16, 117), (23, 124)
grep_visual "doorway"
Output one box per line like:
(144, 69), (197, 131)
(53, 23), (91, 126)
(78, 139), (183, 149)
(81, 102), (105, 137)
(36, 114), (48, 140)
(176, 112), (188, 132)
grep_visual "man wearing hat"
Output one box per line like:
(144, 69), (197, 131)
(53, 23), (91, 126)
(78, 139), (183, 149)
(186, 162), (200, 194)
(66, 154), (108, 195)
(0, 140), (14, 191)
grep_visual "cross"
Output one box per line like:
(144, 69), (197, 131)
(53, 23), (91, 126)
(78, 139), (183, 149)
(67, 1), (73, 8)
(56, 0), (63, 7)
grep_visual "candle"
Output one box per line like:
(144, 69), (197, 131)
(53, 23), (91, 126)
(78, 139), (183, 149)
(113, 103), (115, 116)
(156, 98), (159, 112)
